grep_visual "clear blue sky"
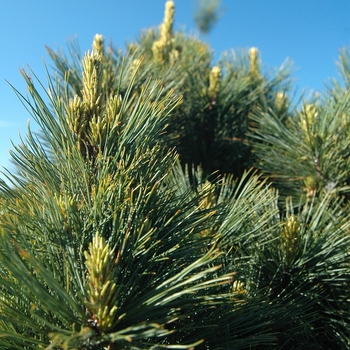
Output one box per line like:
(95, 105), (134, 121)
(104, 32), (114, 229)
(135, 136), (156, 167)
(0, 0), (350, 176)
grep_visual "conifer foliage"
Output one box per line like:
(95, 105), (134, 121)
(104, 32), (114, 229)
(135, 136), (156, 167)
(0, 1), (350, 349)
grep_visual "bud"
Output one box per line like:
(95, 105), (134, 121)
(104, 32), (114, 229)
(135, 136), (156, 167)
(249, 47), (259, 75)
(275, 92), (287, 112)
(169, 48), (180, 65)
(92, 34), (104, 57)
(152, 40), (164, 62)
(281, 215), (301, 263)
(152, 0), (175, 62)
(300, 104), (318, 132)
(84, 233), (119, 332)
(67, 95), (84, 134)
(303, 176), (318, 197)
(208, 66), (221, 99)
(232, 280), (245, 293)
(81, 51), (102, 114)
(160, 0), (175, 44)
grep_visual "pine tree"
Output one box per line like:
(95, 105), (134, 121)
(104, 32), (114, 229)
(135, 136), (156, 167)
(250, 49), (350, 204)
(1, 1), (350, 349)
(47, 1), (293, 181)
(193, 0), (224, 35)
(0, 48), (283, 348)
